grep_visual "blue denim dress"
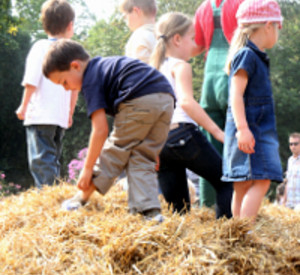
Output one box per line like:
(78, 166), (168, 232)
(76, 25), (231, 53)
(222, 40), (283, 182)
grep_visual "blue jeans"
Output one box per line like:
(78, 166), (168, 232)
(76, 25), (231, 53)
(158, 123), (232, 218)
(26, 125), (65, 188)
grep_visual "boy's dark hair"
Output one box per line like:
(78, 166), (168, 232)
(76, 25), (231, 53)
(119, 0), (156, 16)
(43, 39), (90, 77)
(41, 0), (75, 35)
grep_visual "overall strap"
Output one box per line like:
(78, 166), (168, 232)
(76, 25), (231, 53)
(211, 0), (225, 28)
(211, 0), (225, 10)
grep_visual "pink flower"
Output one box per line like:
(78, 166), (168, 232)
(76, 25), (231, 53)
(78, 148), (88, 159)
(15, 184), (21, 189)
(0, 174), (5, 179)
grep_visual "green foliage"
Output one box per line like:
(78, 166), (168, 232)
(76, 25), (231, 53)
(0, 172), (22, 197)
(0, 0), (32, 186)
(14, 0), (92, 40)
(268, 0), (300, 170)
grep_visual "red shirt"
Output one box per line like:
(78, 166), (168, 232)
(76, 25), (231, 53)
(194, 0), (245, 53)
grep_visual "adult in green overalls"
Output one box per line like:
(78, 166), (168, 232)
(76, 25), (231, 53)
(194, 0), (244, 207)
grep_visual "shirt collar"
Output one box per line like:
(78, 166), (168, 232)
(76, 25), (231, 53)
(246, 40), (270, 66)
(292, 154), (300, 160)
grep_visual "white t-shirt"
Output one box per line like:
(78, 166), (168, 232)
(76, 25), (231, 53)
(160, 57), (197, 125)
(286, 155), (300, 208)
(125, 24), (156, 64)
(21, 39), (71, 128)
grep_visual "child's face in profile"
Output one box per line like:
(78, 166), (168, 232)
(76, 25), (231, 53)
(123, 7), (141, 31)
(48, 68), (82, 92)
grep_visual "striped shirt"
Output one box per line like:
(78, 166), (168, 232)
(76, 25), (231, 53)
(286, 155), (300, 208)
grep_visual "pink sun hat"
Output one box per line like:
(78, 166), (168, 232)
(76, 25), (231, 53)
(236, 0), (283, 29)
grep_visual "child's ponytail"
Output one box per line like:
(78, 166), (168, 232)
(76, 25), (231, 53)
(150, 36), (167, 70)
(225, 23), (266, 75)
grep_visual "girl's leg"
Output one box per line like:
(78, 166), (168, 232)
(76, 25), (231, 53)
(186, 128), (232, 218)
(159, 161), (189, 214)
(240, 179), (270, 222)
(232, 181), (252, 217)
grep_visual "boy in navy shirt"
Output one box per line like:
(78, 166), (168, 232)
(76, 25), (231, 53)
(43, 39), (174, 221)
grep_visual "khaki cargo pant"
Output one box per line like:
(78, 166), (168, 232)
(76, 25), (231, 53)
(93, 93), (174, 213)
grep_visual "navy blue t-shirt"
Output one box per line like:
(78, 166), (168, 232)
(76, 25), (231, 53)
(81, 56), (175, 117)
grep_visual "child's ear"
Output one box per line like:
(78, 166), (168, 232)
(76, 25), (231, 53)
(173, 34), (182, 47)
(70, 60), (80, 70)
(67, 21), (73, 31)
(265, 21), (274, 31)
(132, 6), (141, 15)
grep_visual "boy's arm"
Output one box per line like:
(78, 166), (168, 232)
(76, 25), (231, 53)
(231, 69), (255, 154)
(68, 90), (79, 128)
(15, 84), (36, 120)
(77, 108), (109, 191)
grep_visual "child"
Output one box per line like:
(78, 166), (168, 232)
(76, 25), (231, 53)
(222, 0), (283, 222)
(150, 12), (233, 218)
(193, 0), (245, 209)
(283, 133), (300, 210)
(15, 0), (78, 188)
(42, 39), (175, 221)
(119, 0), (156, 63)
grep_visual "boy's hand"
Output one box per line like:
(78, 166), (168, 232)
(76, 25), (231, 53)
(15, 105), (27, 120)
(77, 168), (93, 191)
(236, 127), (255, 154)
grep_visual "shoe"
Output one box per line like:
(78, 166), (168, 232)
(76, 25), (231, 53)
(61, 196), (86, 211)
(143, 208), (165, 223)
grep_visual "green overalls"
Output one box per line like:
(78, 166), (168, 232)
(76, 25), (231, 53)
(199, 0), (229, 207)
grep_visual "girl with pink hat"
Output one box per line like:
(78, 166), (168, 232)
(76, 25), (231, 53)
(222, 0), (284, 223)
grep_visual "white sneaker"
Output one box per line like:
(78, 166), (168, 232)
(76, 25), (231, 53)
(143, 209), (165, 223)
(61, 196), (86, 211)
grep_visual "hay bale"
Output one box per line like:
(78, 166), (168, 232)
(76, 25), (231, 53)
(0, 183), (299, 274)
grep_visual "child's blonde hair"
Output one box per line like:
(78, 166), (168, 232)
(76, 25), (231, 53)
(41, 0), (75, 36)
(150, 12), (192, 70)
(290, 132), (300, 140)
(119, 0), (156, 16)
(225, 23), (266, 75)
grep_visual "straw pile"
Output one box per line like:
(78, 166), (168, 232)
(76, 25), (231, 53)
(0, 183), (299, 275)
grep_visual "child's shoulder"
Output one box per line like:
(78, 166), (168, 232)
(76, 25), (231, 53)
(31, 38), (51, 48)
(26, 39), (53, 63)
(28, 39), (51, 55)
(233, 46), (257, 65)
(133, 24), (155, 37)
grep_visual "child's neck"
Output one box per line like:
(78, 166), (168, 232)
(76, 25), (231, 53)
(249, 29), (266, 52)
(48, 30), (72, 40)
(134, 16), (155, 30)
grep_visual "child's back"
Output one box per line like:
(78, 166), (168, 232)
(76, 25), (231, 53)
(16, 0), (75, 188)
(120, 0), (156, 63)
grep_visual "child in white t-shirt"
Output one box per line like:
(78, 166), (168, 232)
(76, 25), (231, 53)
(119, 0), (157, 64)
(15, 0), (78, 188)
